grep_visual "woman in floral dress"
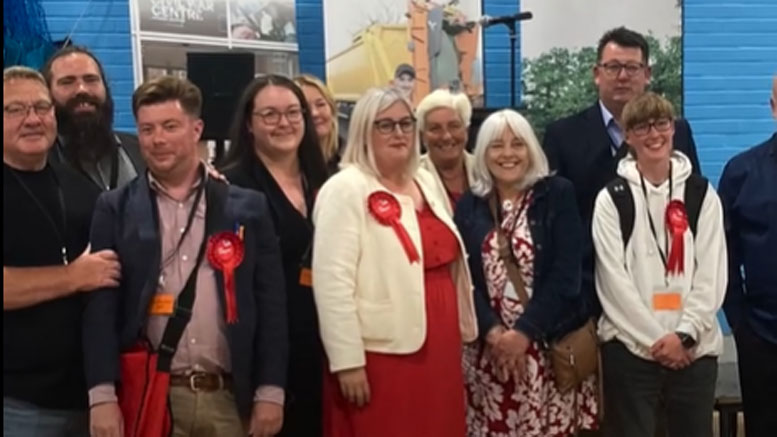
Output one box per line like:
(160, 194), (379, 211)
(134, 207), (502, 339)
(454, 109), (599, 436)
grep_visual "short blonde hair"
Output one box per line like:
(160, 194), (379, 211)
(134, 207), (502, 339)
(471, 109), (549, 197)
(622, 91), (675, 131)
(295, 74), (339, 162)
(340, 87), (420, 178)
(415, 88), (472, 131)
(3, 66), (47, 86)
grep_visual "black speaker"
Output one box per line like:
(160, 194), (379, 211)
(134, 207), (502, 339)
(187, 52), (255, 140)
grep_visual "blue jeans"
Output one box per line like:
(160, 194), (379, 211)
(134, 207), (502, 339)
(3, 397), (88, 437)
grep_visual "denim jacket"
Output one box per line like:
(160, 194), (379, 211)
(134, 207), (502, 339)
(454, 175), (589, 343)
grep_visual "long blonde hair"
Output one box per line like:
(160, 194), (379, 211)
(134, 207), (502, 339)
(295, 74), (339, 162)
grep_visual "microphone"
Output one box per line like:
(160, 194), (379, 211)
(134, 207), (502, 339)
(479, 12), (533, 27)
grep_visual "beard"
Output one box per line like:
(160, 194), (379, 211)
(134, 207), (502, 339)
(55, 92), (116, 166)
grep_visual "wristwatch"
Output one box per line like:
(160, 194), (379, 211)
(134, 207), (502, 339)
(675, 332), (697, 349)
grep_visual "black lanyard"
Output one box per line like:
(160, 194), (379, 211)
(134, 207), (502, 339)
(8, 166), (69, 265)
(156, 171), (207, 269)
(639, 163), (673, 274)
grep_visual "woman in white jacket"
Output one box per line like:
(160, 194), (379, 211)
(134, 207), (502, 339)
(592, 92), (726, 437)
(312, 87), (477, 437)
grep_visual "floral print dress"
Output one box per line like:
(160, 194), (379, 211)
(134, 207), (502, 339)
(463, 191), (598, 437)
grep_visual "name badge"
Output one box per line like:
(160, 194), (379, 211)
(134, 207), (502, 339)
(299, 267), (313, 287)
(149, 293), (175, 316)
(652, 289), (682, 311)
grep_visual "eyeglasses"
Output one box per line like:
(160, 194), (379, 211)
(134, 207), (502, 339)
(630, 118), (673, 136)
(597, 62), (646, 77)
(374, 117), (416, 135)
(3, 101), (54, 119)
(252, 107), (304, 125)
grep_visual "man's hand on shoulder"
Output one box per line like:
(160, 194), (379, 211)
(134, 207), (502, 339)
(68, 245), (121, 292)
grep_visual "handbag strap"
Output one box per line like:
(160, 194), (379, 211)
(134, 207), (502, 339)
(488, 195), (531, 306)
(156, 178), (228, 372)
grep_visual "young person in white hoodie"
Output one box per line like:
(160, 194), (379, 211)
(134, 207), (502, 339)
(592, 92), (726, 437)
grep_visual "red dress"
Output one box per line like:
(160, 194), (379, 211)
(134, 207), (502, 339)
(322, 204), (467, 437)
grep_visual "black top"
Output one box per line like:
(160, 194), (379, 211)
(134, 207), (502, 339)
(224, 157), (323, 436)
(3, 161), (101, 410)
(48, 131), (145, 191)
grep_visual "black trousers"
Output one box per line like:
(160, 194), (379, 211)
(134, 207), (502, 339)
(734, 320), (777, 437)
(601, 340), (717, 437)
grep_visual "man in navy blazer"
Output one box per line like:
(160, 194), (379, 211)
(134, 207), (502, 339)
(84, 76), (288, 437)
(542, 27), (701, 317)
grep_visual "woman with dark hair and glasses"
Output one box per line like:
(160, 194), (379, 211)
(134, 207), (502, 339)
(220, 74), (329, 437)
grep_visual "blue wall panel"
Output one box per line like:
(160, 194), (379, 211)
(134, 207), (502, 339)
(684, 0), (777, 185)
(42, 0), (135, 131)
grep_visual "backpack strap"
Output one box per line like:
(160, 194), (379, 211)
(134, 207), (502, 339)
(683, 173), (708, 237)
(605, 176), (634, 249)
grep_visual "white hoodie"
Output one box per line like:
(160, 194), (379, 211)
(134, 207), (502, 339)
(592, 151), (726, 360)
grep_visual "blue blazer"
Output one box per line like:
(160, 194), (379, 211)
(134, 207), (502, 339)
(454, 176), (587, 343)
(542, 103), (702, 317)
(82, 174), (288, 418)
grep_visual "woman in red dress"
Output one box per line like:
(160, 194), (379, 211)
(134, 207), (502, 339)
(312, 87), (478, 437)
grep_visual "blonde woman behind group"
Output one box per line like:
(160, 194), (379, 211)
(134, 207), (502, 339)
(295, 74), (342, 173)
(312, 87), (477, 437)
(417, 89), (476, 213)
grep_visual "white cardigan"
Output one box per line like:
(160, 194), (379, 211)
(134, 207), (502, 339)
(593, 152), (726, 361)
(312, 165), (478, 372)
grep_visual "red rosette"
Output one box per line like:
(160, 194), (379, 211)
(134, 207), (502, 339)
(207, 232), (245, 324)
(665, 200), (689, 276)
(368, 191), (420, 263)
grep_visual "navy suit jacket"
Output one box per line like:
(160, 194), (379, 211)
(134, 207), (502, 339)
(82, 174), (288, 418)
(542, 103), (701, 317)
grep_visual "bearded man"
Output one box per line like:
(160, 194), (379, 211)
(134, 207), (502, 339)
(42, 46), (144, 190)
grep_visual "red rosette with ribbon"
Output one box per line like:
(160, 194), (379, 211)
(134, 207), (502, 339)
(368, 191), (420, 264)
(207, 232), (245, 324)
(665, 200), (689, 276)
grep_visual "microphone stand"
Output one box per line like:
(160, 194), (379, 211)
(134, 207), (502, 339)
(483, 12), (532, 107)
(506, 19), (518, 107)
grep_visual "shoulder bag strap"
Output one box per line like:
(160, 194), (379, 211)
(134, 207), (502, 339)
(488, 195), (531, 305)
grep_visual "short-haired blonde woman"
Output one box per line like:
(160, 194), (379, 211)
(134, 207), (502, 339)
(417, 89), (475, 211)
(295, 74), (342, 172)
(312, 87), (477, 437)
(454, 109), (599, 436)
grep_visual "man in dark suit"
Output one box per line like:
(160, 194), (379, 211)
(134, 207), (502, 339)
(542, 27), (701, 317)
(84, 76), (288, 437)
(42, 46), (145, 190)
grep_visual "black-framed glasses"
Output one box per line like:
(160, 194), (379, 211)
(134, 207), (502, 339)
(598, 62), (646, 77)
(630, 118), (673, 136)
(374, 117), (416, 135)
(3, 101), (54, 119)
(252, 107), (305, 125)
